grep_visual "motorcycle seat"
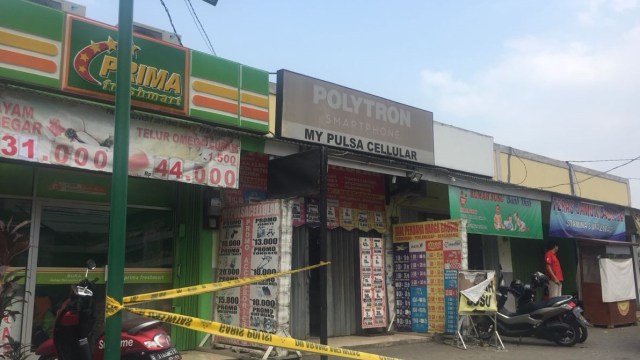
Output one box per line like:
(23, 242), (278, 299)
(517, 295), (573, 314)
(498, 307), (516, 316)
(122, 317), (162, 334)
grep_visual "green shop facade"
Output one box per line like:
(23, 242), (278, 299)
(0, 0), (269, 351)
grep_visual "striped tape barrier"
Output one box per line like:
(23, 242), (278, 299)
(105, 261), (405, 360)
(123, 261), (330, 305)
(106, 299), (402, 360)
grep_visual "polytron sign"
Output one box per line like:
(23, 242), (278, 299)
(62, 15), (188, 115)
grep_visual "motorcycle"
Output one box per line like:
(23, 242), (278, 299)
(475, 271), (588, 346)
(560, 294), (589, 343)
(35, 260), (181, 360)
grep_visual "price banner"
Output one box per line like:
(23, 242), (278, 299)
(392, 220), (465, 334)
(0, 89), (240, 188)
(359, 237), (388, 329)
(217, 200), (283, 346)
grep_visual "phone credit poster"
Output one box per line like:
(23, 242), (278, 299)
(216, 200), (283, 343)
(393, 219), (466, 334)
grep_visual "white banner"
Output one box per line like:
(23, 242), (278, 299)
(599, 258), (636, 302)
(0, 89), (240, 188)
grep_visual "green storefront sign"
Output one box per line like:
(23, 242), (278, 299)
(0, 0), (64, 88)
(62, 15), (188, 115)
(2, 1), (270, 134)
(449, 185), (543, 239)
(10, 268), (172, 285)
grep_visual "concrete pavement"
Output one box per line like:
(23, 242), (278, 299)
(180, 314), (640, 360)
(180, 332), (430, 360)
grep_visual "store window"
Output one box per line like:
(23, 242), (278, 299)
(30, 204), (175, 348)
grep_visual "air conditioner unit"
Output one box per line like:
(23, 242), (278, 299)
(29, 0), (86, 16)
(132, 22), (182, 46)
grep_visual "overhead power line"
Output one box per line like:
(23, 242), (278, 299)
(538, 154), (640, 190)
(566, 158), (640, 163)
(184, 0), (217, 55)
(159, 0), (183, 46)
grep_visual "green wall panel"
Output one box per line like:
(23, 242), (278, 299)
(2, 0), (64, 40)
(34, 167), (175, 207)
(0, 161), (33, 196)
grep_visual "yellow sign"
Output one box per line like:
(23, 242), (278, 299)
(458, 271), (497, 314)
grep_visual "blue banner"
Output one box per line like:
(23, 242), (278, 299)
(549, 196), (626, 241)
(393, 243), (412, 331)
(410, 287), (428, 332)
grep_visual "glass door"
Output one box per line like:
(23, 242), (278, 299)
(23, 202), (176, 348)
(27, 204), (110, 349)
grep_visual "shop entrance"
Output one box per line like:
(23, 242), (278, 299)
(24, 203), (110, 349)
(21, 201), (176, 349)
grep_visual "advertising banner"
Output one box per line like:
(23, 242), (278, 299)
(549, 196), (626, 241)
(0, 89), (240, 188)
(276, 70), (435, 165)
(458, 270), (497, 314)
(224, 152), (269, 207)
(449, 186), (543, 239)
(217, 200), (284, 344)
(291, 166), (387, 233)
(358, 237), (388, 329)
(393, 220), (466, 333)
(392, 243), (411, 332)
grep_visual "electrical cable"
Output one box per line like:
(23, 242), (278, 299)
(183, 0), (217, 55)
(182, 0), (212, 53)
(566, 158), (640, 163)
(513, 154), (528, 185)
(158, 0), (183, 46)
(537, 154), (640, 190)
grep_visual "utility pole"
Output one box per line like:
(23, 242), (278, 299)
(104, 1), (133, 359)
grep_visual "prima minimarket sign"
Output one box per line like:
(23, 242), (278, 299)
(62, 15), (188, 115)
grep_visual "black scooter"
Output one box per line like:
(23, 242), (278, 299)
(475, 271), (587, 346)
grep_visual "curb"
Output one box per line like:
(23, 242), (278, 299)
(341, 335), (432, 350)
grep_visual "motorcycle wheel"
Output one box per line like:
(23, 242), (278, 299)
(575, 323), (588, 343)
(552, 325), (579, 346)
(474, 316), (496, 340)
(563, 314), (588, 343)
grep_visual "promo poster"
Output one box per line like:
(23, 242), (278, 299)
(290, 166), (387, 233)
(392, 243), (411, 331)
(458, 271), (497, 314)
(216, 200), (291, 346)
(359, 237), (388, 329)
(0, 89), (240, 188)
(393, 219), (467, 334)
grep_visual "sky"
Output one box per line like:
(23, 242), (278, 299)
(72, 0), (640, 208)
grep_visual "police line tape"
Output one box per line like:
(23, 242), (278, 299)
(106, 298), (402, 360)
(123, 261), (330, 305)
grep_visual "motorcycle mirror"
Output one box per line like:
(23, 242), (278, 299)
(86, 259), (96, 270)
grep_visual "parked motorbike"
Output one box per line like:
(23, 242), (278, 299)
(560, 294), (590, 343)
(475, 271), (588, 346)
(35, 260), (181, 360)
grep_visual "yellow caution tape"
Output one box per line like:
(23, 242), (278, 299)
(106, 301), (403, 360)
(123, 261), (330, 305)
